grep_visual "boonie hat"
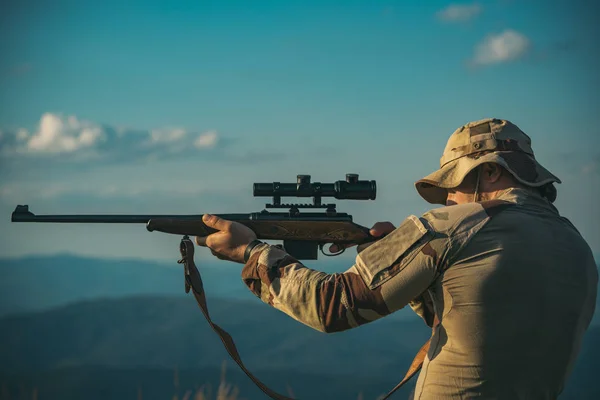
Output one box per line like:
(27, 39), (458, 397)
(415, 118), (561, 205)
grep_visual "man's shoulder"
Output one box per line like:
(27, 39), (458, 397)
(421, 200), (516, 235)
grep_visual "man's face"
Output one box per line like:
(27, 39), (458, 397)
(446, 188), (475, 206)
(445, 169), (479, 206)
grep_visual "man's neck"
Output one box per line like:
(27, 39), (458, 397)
(479, 185), (535, 202)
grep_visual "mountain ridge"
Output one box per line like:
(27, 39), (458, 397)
(0, 294), (598, 399)
(0, 294), (429, 376)
(0, 253), (420, 321)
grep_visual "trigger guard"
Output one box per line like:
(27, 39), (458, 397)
(319, 243), (345, 257)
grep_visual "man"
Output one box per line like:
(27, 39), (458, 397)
(195, 118), (598, 399)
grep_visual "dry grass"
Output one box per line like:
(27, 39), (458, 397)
(1, 361), (373, 400)
(164, 361), (241, 400)
(160, 361), (369, 400)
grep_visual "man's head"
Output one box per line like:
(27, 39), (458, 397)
(445, 161), (539, 205)
(415, 118), (561, 206)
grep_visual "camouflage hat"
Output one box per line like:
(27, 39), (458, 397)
(415, 118), (561, 205)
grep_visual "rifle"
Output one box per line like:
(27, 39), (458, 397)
(11, 173), (412, 399)
(11, 174), (376, 259)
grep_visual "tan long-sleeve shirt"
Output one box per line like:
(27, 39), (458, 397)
(241, 188), (598, 399)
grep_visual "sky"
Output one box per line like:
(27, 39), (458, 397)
(0, 0), (598, 265)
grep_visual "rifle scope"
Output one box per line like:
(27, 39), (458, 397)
(253, 174), (376, 200)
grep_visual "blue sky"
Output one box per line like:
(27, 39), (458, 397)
(0, 0), (598, 264)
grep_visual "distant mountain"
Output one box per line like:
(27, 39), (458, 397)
(0, 296), (598, 399)
(0, 295), (428, 399)
(0, 254), (272, 315)
(0, 253), (419, 320)
(0, 296), (429, 375)
(0, 255), (598, 399)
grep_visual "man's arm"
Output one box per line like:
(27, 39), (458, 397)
(241, 215), (445, 333)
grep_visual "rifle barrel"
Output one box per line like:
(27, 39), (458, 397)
(11, 205), (352, 225)
(11, 205), (245, 224)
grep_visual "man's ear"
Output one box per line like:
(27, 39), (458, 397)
(481, 163), (503, 183)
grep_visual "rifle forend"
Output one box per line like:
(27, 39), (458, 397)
(11, 174), (378, 260)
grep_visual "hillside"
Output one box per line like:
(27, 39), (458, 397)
(0, 254), (246, 316)
(0, 296), (429, 375)
(0, 295), (429, 399)
(0, 254), (420, 320)
(0, 254), (598, 399)
(0, 296), (598, 399)
(0, 364), (409, 400)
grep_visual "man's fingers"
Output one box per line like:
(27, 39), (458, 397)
(202, 214), (232, 231)
(195, 236), (208, 246)
(357, 243), (371, 253)
(370, 221), (396, 237)
(329, 243), (357, 253)
(210, 249), (228, 261)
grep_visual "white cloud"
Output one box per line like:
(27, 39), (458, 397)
(0, 113), (222, 162)
(25, 113), (106, 153)
(436, 3), (482, 22)
(149, 128), (187, 143)
(194, 130), (219, 149)
(471, 30), (530, 66)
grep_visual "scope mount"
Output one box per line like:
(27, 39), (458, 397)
(265, 196), (338, 217)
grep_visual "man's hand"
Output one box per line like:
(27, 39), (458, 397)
(329, 221), (396, 254)
(195, 214), (258, 263)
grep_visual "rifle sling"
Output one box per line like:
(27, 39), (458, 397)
(178, 235), (430, 400)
